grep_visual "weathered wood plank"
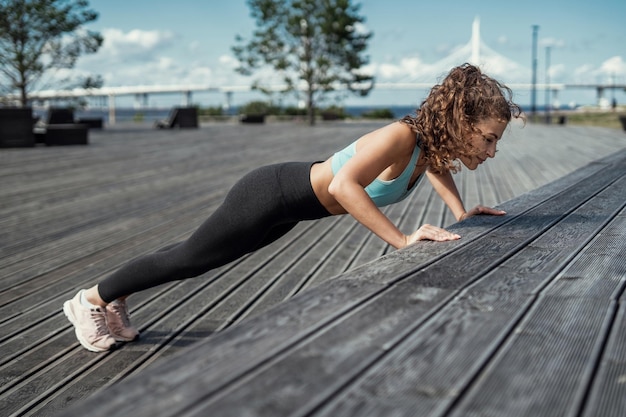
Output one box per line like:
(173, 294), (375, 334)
(56, 278), (394, 417)
(582, 283), (626, 417)
(454, 298), (612, 417)
(343, 151), (625, 290)
(53, 146), (626, 417)
(319, 177), (626, 417)
(1, 123), (625, 416)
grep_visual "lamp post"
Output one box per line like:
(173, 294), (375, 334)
(531, 25), (539, 121)
(611, 73), (617, 110)
(545, 45), (551, 124)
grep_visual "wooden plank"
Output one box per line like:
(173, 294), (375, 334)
(0, 124), (364, 415)
(453, 298), (611, 417)
(181, 282), (454, 417)
(340, 150), (625, 289)
(320, 179), (626, 416)
(448, 210), (626, 416)
(582, 291), (626, 417)
(3, 223), (351, 413)
(314, 172), (626, 417)
(564, 210), (626, 417)
(53, 278), (394, 417)
(53, 147), (626, 417)
(1, 123), (625, 416)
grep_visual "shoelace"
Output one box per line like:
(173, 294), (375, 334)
(89, 308), (110, 335)
(108, 302), (131, 327)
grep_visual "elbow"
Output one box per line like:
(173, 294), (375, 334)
(329, 174), (368, 203)
(327, 177), (341, 199)
(328, 175), (350, 200)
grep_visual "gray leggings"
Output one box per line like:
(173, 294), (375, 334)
(97, 162), (331, 302)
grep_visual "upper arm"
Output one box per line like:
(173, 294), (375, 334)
(330, 122), (416, 190)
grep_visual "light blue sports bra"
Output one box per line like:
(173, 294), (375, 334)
(330, 140), (423, 207)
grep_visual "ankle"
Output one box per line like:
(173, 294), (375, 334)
(84, 287), (107, 308)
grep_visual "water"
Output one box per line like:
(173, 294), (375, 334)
(34, 104), (558, 125)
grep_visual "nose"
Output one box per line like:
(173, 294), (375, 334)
(486, 144), (497, 158)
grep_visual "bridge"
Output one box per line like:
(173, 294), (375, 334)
(20, 80), (623, 124)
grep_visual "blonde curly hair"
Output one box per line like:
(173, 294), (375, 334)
(402, 63), (522, 174)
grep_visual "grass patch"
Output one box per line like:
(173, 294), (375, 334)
(562, 109), (626, 130)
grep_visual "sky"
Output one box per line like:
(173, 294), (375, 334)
(70, 0), (626, 109)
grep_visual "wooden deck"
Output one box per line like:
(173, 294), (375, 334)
(1, 120), (624, 416)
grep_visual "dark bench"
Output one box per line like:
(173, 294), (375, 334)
(58, 148), (626, 417)
(46, 107), (75, 124)
(0, 107), (35, 147)
(46, 108), (104, 130)
(240, 113), (266, 124)
(43, 124), (89, 145)
(76, 117), (104, 129)
(33, 107), (90, 145)
(155, 106), (198, 128)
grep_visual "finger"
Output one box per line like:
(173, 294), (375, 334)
(481, 207), (506, 216)
(472, 206), (506, 216)
(416, 225), (460, 241)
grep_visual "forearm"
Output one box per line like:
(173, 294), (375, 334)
(331, 184), (406, 249)
(426, 170), (466, 220)
(425, 170), (506, 221)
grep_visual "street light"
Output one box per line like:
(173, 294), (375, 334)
(545, 45), (551, 124)
(531, 25), (539, 120)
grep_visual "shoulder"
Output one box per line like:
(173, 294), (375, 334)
(357, 121), (416, 154)
(377, 120), (415, 137)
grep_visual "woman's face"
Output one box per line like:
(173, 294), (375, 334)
(458, 119), (508, 170)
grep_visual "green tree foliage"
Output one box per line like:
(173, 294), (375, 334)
(232, 0), (374, 125)
(0, 0), (102, 106)
(361, 107), (394, 119)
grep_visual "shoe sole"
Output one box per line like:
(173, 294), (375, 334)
(63, 301), (116, 353)
(110, 333), (139, 343)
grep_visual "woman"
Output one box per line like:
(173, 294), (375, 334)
(63, 63), (522, 352)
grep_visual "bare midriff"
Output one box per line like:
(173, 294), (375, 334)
(310, 159), (347, 215)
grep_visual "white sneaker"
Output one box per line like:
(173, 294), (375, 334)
(106, 299), (140, 342)
(63, 291), (116, 352)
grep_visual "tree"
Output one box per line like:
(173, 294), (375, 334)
(0, 0), (102, 106)
(232, 0), (374, 125)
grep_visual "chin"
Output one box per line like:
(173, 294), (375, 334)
(460, 159), (479, 170)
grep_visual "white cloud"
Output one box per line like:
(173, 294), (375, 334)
(58, 24), (625, 108)
(370, 39), (533, 85)
(218, 54), (239, 68)
(352, 22), (370, 35)
(548, 63), (566, 79)
(98, 28), (176, 60)
(569, 64), (596, 84)
(371, 56), (435, 81)
(598, 56), (626, 76)
(72, 28), (221, 87)
(568, 57), (626, 84)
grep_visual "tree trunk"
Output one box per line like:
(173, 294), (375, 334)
(307, 87), (315, 126)
(19, 72), (28, 107)
(20, 86), (27, 107)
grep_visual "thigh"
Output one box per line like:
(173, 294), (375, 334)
(182, 165), (286, 259)
(254, 222), (298, 250)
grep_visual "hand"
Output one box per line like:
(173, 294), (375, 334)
(404, 224), (461, 246)
(459, 205), (506, 221)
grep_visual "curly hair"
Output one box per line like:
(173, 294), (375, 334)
(401, 63), (522, 174)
